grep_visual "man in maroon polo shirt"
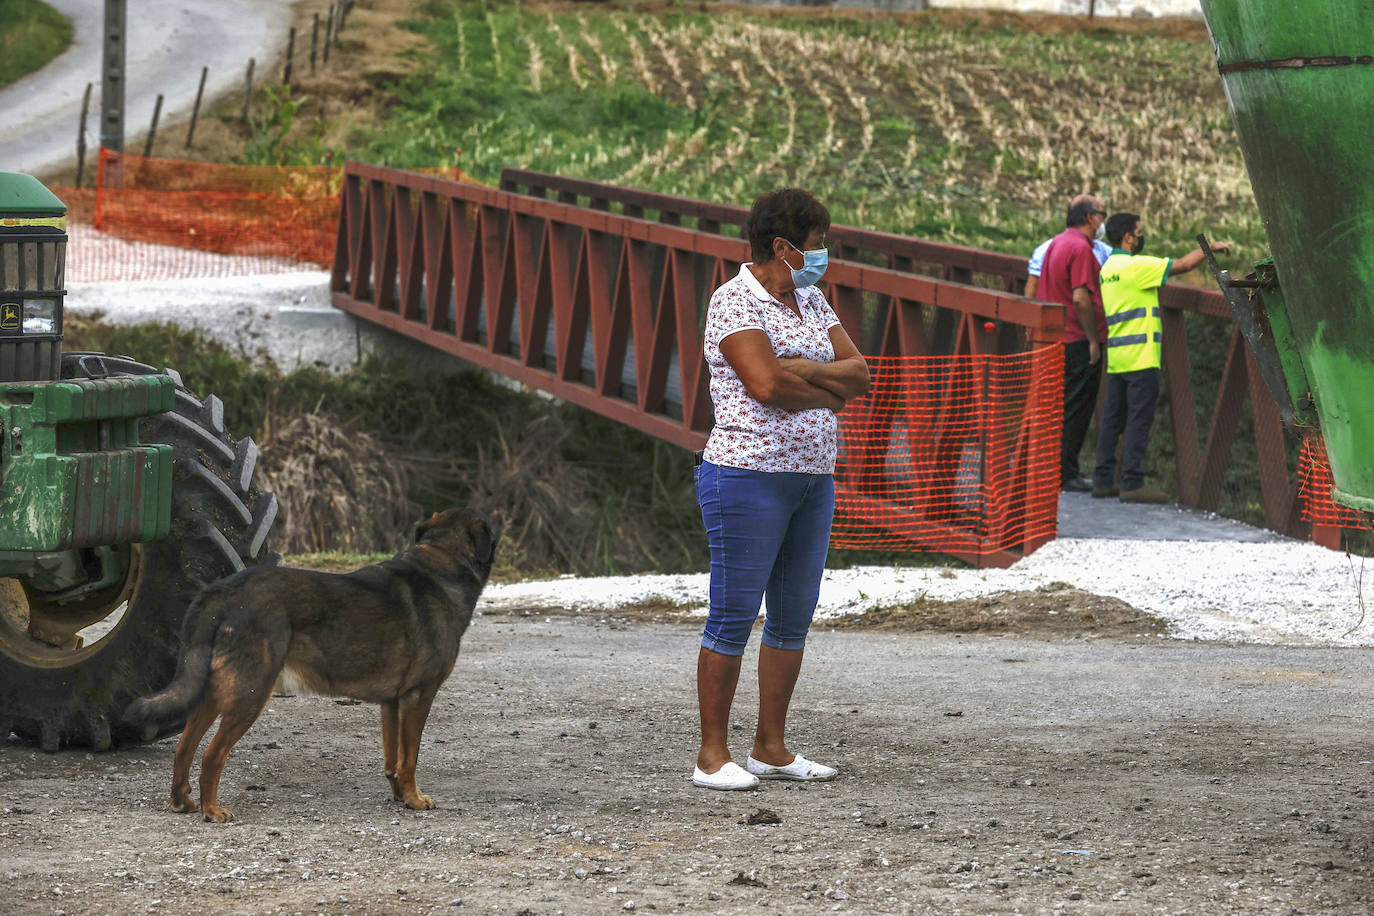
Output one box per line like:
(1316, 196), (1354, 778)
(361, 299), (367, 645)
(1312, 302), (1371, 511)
(1038, 197), (1109, 491)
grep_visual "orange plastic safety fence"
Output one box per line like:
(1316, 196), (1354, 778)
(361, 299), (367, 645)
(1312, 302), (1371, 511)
(1298, 436), (1372, 530)
(49, 186), (315, 282)
(831, 348), (1063, 556)
(50, 150), (471, 282)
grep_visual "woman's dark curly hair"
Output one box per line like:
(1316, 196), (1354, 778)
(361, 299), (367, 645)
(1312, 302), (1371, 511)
(745, 188), (831, 263)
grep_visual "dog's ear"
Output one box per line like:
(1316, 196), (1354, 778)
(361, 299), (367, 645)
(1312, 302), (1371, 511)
(414, 511), (439, 544)
(468, 517), (497, 565)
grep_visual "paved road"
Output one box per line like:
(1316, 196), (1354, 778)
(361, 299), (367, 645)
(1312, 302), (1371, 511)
(0, 0), (303, 180)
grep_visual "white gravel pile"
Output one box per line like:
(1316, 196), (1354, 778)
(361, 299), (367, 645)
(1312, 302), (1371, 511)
(481, 537), (1374, 647)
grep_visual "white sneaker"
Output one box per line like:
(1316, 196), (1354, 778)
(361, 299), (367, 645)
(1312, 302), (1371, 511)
(746, 753), (838, 782)
(691, 761), (760, 790)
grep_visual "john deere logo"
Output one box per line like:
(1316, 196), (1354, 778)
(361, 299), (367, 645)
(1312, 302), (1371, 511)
(0, 303), (19, 333)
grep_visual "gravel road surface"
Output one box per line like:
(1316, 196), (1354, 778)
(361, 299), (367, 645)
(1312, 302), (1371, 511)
(3, 611), (1372, 914)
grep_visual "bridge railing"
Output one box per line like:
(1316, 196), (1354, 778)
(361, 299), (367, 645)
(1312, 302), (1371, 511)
(500, 168), (1325, 543)
(331, 162), (1066, 566)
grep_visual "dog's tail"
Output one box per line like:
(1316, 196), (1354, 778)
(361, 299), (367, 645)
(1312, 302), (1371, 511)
(123, 584), (227, 730)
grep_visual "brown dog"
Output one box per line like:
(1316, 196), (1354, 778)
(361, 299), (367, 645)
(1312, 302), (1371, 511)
(124, 508), (497, 822)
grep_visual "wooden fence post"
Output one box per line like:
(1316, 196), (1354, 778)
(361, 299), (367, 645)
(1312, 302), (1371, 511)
(185, 66), (208, 148)
(311, 13), (319, 73)
(143, 93), (163, 157)
(324, 6), (334, 63)
(241, 57), (255, 124)
(284, 26), (296, 85)
(76, 82), (93, 189)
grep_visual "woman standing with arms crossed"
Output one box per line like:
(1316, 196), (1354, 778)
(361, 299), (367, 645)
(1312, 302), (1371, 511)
(692, 189), (871, 790)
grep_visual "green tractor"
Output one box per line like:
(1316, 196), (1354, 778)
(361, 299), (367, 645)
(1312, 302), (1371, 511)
(0, 172), (276, 751)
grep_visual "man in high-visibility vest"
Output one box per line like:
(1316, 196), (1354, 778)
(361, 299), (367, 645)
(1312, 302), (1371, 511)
(1092, 213), (1231, 503)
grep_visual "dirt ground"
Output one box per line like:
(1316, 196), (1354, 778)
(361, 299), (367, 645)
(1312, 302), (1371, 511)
(3, 595), (1373, 915)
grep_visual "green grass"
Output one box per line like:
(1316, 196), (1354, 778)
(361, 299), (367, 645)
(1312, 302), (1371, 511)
(0, 0), (73, 89)
(353, 2), (1263, 265)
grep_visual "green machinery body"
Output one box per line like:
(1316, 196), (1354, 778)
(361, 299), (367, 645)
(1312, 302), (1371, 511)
(0, 173), (173, 564)
(0, 377), (174, 552)
(1200, 0), (1374, 511)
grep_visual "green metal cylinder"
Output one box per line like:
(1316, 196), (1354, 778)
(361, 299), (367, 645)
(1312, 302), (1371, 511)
(1201, 0), (1374, 511)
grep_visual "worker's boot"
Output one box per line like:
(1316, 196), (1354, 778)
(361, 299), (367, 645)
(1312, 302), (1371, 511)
(1119, 485), (1169, 504)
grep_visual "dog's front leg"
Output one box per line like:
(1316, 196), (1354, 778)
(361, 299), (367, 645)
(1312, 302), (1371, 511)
(393, 683), (442, 810)
(381, 700), (403, 801)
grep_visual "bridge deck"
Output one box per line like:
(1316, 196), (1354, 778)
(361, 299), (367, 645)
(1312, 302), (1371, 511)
(1057, 490), (1283, 544)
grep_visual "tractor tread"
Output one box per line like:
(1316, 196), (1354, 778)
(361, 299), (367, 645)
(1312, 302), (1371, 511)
(87, 714), (112, 752)
(181, 462), (254, 528)
(159, 410), (236, 466)
(200, 520), (246, 575)
(243, 493), (279, 560)
(200, 395), (226, 436)
(231, 438), (258, 495)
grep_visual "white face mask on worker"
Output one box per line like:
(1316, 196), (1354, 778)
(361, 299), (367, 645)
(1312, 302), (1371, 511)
(1095, 219), (1107, 241)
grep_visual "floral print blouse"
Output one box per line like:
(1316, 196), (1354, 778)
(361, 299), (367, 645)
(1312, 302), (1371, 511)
(701, 264), (841, 474)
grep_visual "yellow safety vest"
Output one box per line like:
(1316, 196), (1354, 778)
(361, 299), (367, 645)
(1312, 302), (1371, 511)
(1098, 250), (1172, 373)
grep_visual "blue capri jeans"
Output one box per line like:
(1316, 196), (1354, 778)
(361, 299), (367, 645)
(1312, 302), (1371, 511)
(695, 460), (836, 657)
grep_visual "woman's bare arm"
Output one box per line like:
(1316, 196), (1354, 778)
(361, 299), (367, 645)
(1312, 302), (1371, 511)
(720, 330), (846, 412)
(775, 324), (871, 401)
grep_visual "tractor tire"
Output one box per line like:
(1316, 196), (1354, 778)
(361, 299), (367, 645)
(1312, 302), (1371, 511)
(0, 355), (277, 751)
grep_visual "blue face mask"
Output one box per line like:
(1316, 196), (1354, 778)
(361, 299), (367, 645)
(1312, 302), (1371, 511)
(783, 239), (829, 289)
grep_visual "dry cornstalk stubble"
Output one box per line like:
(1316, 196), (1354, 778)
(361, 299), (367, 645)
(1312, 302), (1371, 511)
(257, 408), (416, 554)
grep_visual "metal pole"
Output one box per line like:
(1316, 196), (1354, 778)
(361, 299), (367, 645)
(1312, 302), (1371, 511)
(240, 58), (255, 125)
(100, 0), (127, 152)
(185, 66), (208, 148)
(143, 93), (163, 157)
(76, 82), (93, 188)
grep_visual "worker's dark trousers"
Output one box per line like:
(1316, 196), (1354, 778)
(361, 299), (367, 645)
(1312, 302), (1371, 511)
(1061, 340), (1103, 484)
(1092, 368), (1160, 492)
